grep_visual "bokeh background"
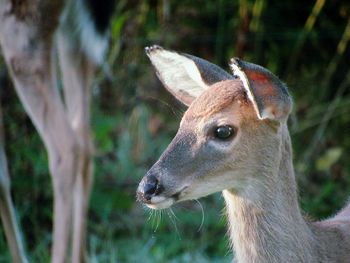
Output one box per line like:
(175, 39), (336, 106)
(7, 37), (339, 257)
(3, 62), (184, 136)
(1, 0), (350, 262)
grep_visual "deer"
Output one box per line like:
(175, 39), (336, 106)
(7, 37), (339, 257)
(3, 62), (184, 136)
(0, 0), (115, 262)
(137, 45), (350, 263)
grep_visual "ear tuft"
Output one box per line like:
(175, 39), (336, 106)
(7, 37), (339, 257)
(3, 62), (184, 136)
(229, 58), (292, 121)
(145, 45), (233, 106)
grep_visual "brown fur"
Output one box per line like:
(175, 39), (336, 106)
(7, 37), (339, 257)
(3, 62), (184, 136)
(139, 52), (350, 262)
(184, 79), (249, 120)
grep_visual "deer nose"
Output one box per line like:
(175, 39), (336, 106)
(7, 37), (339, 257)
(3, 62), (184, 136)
(137, 174), (162, 203)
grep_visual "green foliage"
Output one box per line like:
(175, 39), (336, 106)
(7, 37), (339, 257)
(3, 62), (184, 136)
(1, 0), (350, 262)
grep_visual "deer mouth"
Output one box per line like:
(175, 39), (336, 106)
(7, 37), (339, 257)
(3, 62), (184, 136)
(145, 186), (189, 210)
(146, 196), (175, 209)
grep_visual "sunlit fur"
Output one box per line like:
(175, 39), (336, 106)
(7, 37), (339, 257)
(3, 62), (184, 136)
(141, 78), (350, 263)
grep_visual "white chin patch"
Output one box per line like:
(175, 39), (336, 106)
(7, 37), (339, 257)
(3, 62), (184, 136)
(146, 197), (175, 210)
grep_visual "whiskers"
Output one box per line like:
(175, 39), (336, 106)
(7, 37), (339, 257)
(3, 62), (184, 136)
(148, 209), (163, 232)
(194, 199), (205, 232)
(166, 207), (181, 239)
(146, 206), (182, 239)
(145, 201), (206, 240)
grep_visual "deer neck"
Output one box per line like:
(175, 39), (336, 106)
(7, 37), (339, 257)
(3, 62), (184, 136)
(223, 125), (315, 263)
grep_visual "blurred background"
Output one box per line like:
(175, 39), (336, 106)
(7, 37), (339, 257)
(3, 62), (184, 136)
(1, 0), (350, 262)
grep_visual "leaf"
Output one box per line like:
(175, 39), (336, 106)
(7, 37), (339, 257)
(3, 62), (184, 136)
(316, 147), (343, 171)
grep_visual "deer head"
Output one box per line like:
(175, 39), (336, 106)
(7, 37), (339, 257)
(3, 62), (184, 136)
(137, 46), (292, 209)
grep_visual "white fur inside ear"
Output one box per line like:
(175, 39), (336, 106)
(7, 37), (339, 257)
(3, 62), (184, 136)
(229, 61), (263, 120)
(260, 106), (276, 120)
(148, 49), (209, 99)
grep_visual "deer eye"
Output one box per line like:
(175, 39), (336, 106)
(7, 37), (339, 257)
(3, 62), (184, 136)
(214, 125), (235, 140)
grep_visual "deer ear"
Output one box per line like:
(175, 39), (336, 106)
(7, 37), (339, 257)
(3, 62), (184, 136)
(230, 58), (292, 121)
(145, 45), (233, 106)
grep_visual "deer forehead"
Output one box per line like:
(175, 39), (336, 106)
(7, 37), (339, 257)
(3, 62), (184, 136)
(182, 79), (255, 126)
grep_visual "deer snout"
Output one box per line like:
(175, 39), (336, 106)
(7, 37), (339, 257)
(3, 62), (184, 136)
(137, 174), (163, 203)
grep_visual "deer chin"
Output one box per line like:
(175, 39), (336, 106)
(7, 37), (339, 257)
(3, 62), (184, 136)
(146, 196), (175, 210)
(146, 186), (189, 210)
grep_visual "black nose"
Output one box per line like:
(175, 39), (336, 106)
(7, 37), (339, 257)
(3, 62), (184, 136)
(137, 174), (162, 203)
(144, 175), (158, 197)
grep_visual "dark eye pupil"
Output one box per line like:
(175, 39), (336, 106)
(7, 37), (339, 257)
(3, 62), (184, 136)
(215, 126), (233, 140)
